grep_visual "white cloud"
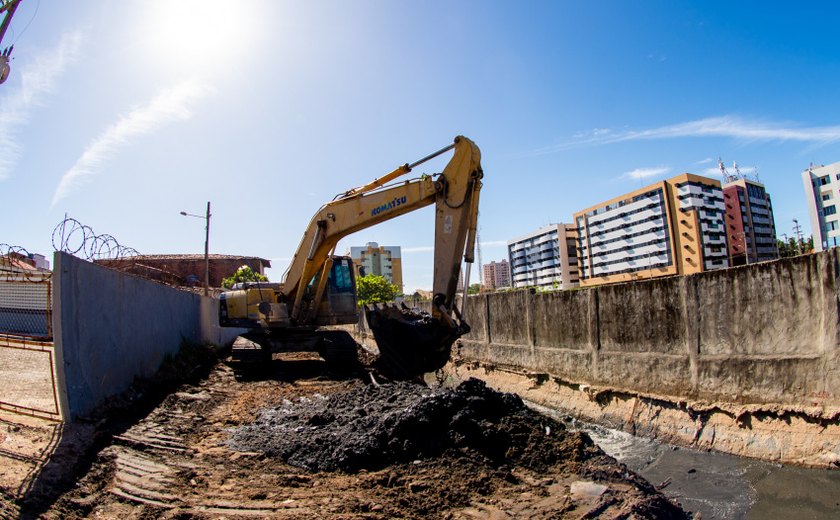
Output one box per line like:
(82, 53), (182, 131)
(622, 166), (672, 180)
(51, 80), (215, 206)
(0, 30), (83, 180)
(695, 157), (715, 165)
(537, 115), (840, 154)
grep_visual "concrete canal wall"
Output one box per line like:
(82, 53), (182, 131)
(444, 249), (840, 467)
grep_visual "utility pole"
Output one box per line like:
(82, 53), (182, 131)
(0, 0), (22, 85)
(181, 201), (212, 296)
(204, 201), (211, 296)
(793, 219), (804, 254)
(475, 211), (483, 291)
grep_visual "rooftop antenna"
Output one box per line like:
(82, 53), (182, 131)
(719, 157), (737, 184)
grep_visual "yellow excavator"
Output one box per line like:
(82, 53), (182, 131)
(219, 136), (483, 379)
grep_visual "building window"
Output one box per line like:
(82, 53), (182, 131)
(823, 193), (832, 201)
(821, 175), (831, 186)
(825, 205), (837, 216)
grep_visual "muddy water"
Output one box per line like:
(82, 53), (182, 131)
(531, 404), (840, 519)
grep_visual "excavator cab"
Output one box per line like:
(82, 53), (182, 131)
(309, 256), (358, 326)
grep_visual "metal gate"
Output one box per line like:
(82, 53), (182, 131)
(0, 267), (59, 421)
(0, 334), (61, 420)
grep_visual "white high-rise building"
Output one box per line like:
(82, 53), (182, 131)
(802, 161), (840, 251)
(507, 224), (578, 290)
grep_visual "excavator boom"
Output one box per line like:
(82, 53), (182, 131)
(281, 136), (482, 323)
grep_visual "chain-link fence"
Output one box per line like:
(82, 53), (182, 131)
(0, 272), (52, 339)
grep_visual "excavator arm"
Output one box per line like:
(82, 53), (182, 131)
(283, 135), (482, 327)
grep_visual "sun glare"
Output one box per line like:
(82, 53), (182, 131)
(137, 0), (258, 74)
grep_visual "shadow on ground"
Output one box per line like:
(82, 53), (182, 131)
(13, 342), (220, 519)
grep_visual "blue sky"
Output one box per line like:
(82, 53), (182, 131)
(2, 1), (839, 290)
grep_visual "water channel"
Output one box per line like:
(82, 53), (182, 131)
(531, 403), (840, 519)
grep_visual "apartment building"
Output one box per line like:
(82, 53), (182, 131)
(722, 178), (778, 264)
(482, 259), (511, 290)
(507, 224), (579, 290)
(574, 174), (728, 287)
(348, 242), (403, 290)
(802, 161), (840, 251)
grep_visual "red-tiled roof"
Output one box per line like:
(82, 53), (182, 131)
(0, 256), (39, 271)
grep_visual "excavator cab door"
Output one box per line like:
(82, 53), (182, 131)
(313, 257), (358, 326)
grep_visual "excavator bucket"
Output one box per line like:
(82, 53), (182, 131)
(365, 304), (469, 380)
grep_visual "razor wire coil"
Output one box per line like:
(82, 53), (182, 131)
(51, 217), (139, 261)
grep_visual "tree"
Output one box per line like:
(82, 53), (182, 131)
(777, 235), (814, 258)
(222, 265), (268, 289)
(356, 274), (401, 305)
(467, 283), (481, 295)
(777, 238), (795, 258)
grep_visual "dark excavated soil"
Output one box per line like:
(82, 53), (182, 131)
(230, 379), (567, 471)
(231, 378), (570, 472)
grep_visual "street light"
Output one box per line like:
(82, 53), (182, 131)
(180, 201), (211, 296)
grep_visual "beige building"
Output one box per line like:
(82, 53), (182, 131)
(482, 259), (511, 290)
(574, 173), (728, 287)
(348, 242), (403, 290)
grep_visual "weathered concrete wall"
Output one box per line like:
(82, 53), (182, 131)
(452, 250), (840, 467)
(52, 252), (243, 420)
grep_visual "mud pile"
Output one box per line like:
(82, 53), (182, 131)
(230, 378), (592, 472)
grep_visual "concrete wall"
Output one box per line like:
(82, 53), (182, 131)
(458, 250), (840, 407)
(448, 250), (840, 466)
(53, 252), (243, 420)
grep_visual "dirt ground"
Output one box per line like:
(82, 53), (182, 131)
(0, 345), (690, 519)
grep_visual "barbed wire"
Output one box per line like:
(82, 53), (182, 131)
(51, 217), (140, 261)
(0, 243), (51, 282)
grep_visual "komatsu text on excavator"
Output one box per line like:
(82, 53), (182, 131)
(219, 136), (483, 380)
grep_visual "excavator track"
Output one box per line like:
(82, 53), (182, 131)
(366, 304), (465, 380)
(230, 335), (272, 380)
